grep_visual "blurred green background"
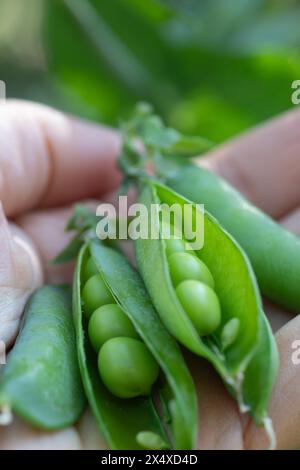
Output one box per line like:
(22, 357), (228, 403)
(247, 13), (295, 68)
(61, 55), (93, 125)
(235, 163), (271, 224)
(0, 0), (300, 142)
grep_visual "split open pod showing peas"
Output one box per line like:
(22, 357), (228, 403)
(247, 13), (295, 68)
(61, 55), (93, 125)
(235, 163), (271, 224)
(135, 181), (278, 439)
(73, 241), (197, 450)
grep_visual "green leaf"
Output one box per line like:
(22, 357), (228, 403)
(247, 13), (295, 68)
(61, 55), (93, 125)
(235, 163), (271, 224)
(138, 115), (180, 149)
(66, 204), (98, 232)
(166, 134), (213, 157)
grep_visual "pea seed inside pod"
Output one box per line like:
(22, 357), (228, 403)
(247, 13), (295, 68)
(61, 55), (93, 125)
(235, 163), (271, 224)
(82, 257), (98, 281)
(164, 237), (186, 256)
(82, 274), (114, 318)
(98, 337), (160, 399)
(168, 252), (215, 288)
(88, 304), (139, 352)
(176, 280), (221, 336)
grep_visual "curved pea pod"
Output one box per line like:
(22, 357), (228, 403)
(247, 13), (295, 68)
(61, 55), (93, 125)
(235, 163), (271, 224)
(135, 181), (278, 424)
(0, 286), (86, 429)
(74, 241), (197, 450)
(167, 163), (300, 313)
(242, 314), (279, 434)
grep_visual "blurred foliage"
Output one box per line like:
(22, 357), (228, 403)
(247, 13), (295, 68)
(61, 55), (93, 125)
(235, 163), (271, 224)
(1, 0), (300, 141)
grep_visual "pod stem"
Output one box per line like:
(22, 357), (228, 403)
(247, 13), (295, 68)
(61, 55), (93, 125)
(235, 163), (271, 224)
(0, 403), (13, 426)
(262, 416), (277, 450)
(234, 371), (250, 414)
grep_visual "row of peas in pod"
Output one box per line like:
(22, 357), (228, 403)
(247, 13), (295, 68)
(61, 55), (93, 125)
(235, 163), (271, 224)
(81, 258), (159, 399)
(163, 227), (239, 349)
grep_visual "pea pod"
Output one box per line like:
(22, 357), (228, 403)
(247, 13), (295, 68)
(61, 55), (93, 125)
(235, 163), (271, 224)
(74, 241), (197, 450)
(135, 181), (278, 426)
(167, 163), (300, 313)
(0, 285), (85, 429)
(242, 313), (279, 433)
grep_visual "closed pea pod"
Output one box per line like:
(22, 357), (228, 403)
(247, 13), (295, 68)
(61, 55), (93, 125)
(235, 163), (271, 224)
(73, 240), (197, 450)
(0, 286), (86, 429)
(135, 181), (278, 435)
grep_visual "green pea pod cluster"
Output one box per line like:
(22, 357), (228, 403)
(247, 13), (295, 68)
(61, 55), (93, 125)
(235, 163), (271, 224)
(73, 240), (197, 450)
(167, 163), (300, 313)
(0, 286), (86, 429)
(135, 180), (278, 429)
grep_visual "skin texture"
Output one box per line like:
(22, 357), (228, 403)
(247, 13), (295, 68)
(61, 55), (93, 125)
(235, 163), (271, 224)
(0, 417), (82, 450)
(1, 100), (300, 448)
(0, 208), (43, 347)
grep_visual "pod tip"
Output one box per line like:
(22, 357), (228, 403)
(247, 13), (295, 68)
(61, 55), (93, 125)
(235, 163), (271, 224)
(263, 416), (277, 450)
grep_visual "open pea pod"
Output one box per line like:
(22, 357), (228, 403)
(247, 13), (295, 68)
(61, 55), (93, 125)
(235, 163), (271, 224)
(135, 181), (278, 425)
(0, 285), (86, 429)
(73, 241), (197, 450)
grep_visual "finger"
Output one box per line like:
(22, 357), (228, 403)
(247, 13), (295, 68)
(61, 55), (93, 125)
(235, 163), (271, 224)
(0, 417), (82, 450)
(199, 107), (300, 218)
(245, 315), (300, 449)
(16, 201), (103, 284)
(77, 409), (107, 450)
(186, 354), (243, 450)
(0, 100), (121, 217)
(0, 204), (43, 348)
(280, 206), (300, 237)
(16, 198), (124, 284)
(264, 300), (294, 333)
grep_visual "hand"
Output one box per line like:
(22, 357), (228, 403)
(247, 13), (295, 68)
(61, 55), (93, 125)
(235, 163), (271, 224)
(1, 100), (300, 449)
(0, 100), (121, 449)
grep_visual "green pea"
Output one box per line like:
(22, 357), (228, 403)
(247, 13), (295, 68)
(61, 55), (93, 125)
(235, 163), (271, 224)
(98, 337), (159, 399)
(82, 274), (114, 318)
(164, 238), (185, 257)
(83, 257), (98, 281)
(176, 280), (221, 336)
(88, 304), (139, 352)
(168, 252), (215, 288)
